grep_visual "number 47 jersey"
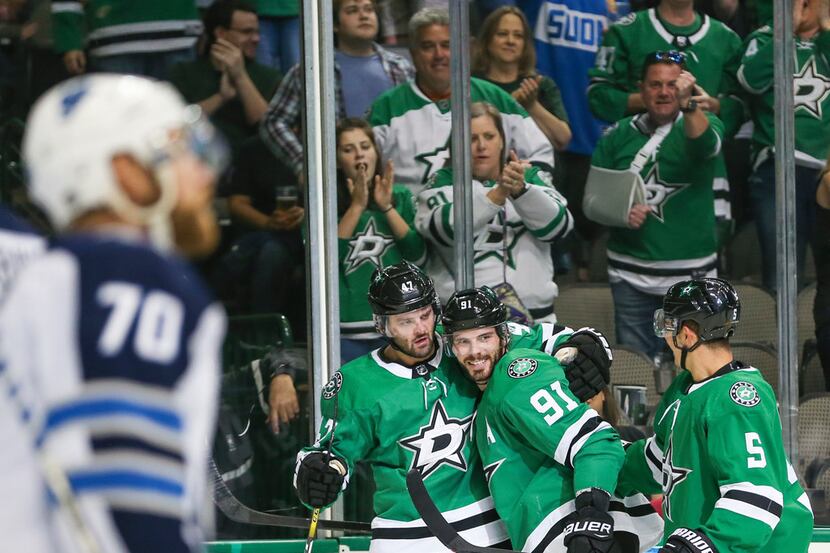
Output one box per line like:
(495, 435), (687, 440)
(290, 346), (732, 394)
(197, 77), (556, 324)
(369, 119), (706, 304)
(0, 234), (226, 553)
(618, 363), (814, 552)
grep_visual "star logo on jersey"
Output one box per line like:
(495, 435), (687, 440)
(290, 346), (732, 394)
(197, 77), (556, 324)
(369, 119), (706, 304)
(643, 164), (689, 223)
(400, 399), (473, 479)
(343, 219), (394, 275)
(483, 458), (506, 484)
(662, 438), (692, 522)
(794, 57), (830, 119)
(507, 358), (538, 379)
(473, 218), (526, 269)
(415, 140), (451, 184)
(730, 381), (761, 407)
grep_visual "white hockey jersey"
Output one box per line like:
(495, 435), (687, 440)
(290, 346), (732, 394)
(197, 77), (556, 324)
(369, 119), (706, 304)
(0, 232), (225, 553)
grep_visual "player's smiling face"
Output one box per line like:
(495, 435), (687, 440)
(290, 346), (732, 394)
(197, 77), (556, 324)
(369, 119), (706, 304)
(488, 13), (525, 66)
(471, 114), (503, 181)
(387, 305), (436, 359)
(451, 326), (502, 390)
(337, 128), (378, 181)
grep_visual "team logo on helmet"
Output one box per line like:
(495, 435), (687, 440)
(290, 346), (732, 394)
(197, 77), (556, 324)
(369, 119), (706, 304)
(322, 372), (343, 399)
(730, 381), (760, 407)
(507, 358), (538, 379)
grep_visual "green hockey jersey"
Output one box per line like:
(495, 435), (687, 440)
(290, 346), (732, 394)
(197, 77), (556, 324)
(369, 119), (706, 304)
(587, 8), (745, 135)
(52, 0), (202, 57)
(339, 186), (426, 339)
(618, 363), (814, 552)
(590, 112), (721, 294)
(475, 348), (663, 552)
(737, 26), (830, 169)
(415, 166), (572, 312)
(300, 342), (509, 552)
(368, 78), (554, 195)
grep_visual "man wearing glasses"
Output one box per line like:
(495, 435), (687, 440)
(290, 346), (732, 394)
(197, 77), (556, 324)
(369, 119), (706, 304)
(588, 51), (722, 362)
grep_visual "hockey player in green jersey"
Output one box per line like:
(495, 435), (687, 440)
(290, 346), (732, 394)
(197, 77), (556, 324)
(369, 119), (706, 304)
(442, 287), (664, 553)
(295, 261), (509, 553)
(611, 278), (813, 552)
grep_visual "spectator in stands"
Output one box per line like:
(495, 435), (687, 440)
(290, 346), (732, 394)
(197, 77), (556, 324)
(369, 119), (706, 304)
(170, 0), (281, 157)
(336, 118), (425, 362)
(473, 6), (571, 150)
(416, 102), (572, 323)
(376, 0), (445, 45)
(260, 0), (414, 182)
(52, 0), (202, 80)
(738, 0), (830, 292)
(521, 0), (614, 281)
(369, 6), (554, 196)
(254, 0), (299, 74)
(473, 6), (571, 151)
(214, 134), (304, 316)
(587, 0), (744, 245)
(589, 52), (722, 361)
(815, 155), (830, 390)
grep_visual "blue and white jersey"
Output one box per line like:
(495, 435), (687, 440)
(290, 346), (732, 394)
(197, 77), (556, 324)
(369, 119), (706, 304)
(520, 0), (612, 155)
(0, 232), (226, 553)
(0, 204), (45, 305)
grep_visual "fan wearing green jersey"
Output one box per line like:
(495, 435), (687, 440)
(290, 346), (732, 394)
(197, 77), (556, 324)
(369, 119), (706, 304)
(609, 278), (813, 553)
(737, 0), (830, 291)
(590, 52), (721, 362)
(443, 287), (664, 553)
(335, 118), (426, 363)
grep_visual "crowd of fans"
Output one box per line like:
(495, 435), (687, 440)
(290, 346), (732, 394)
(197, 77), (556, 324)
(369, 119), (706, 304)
(2, 0), (830, 373)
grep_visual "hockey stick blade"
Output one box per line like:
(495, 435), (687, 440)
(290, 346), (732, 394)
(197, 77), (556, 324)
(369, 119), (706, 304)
(210, 457), (370, 533)
(405, 469), (516, 553)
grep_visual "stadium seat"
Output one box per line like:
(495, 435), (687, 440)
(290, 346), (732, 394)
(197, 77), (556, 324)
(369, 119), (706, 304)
(732, 284), (777, 347)
(801, 348), (827, 396)
(555, 283), (616, 344)
(798, 394), (830, 488)
(724, 223), (762, 284)
(610, 345), (662, 408)
(730, 341), (779, 397)
(798, 283), (817, 362)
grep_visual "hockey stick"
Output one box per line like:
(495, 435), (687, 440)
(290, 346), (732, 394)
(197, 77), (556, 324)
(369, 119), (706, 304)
(406, 469), (517, 553)
(209, 457), (369, 533)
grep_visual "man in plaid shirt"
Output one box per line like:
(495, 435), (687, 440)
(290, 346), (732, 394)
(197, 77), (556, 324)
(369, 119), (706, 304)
(260, 0), (413, 179)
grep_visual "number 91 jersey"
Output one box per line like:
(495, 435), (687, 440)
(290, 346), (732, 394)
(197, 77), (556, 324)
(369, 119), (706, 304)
(0, 234), (225, 553)
(619, 363), (814, 553)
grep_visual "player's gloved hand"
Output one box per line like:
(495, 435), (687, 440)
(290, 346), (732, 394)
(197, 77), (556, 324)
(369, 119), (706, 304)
(554, 327), (613, 402)
(658, 528), (719, 553)
(563, 488), (617, 553)
(295, 451), (347, 509)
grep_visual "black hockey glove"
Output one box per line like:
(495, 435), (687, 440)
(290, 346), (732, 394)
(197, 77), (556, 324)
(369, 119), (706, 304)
(295, 451), (346, 509)
(658, 528), (719, 553)
(563, 488), (618, 553)
(555, 327), (613, 402)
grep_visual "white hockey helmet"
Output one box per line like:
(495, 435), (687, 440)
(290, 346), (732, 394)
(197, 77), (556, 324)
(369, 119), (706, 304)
(22, 74), (227, 247)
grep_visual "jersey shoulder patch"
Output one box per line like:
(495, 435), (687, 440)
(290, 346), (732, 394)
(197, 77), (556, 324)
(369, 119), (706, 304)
(729, 380), (761, 407)
(323, 371), (343, 399)
(614, 12), (637, 26)
(507, 357), (538, 379)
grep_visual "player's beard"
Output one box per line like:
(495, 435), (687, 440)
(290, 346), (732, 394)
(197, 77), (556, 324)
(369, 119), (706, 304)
(398, 332), (435, 360)
(459, 348), (501, 390)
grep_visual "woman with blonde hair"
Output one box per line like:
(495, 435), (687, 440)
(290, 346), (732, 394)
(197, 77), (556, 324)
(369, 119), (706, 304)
(473, 6), (571, 150)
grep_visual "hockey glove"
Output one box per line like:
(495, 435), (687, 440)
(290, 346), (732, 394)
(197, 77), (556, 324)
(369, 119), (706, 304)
(555, 327), (613, 402)
(658, 528), (719, 553)
(563, 488), (618, 553)
(295, 451), (347, 509)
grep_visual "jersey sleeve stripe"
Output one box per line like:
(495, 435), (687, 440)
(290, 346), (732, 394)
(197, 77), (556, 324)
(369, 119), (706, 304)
(553, 410), (610, 468)
(723, 489), (783, 516)
(644, 436), (664, 485)
(714, 497), (780, 530)
(541, 323), (572, 354)
(427, 210), (452, 248)
(719, 482), (783, 507)
(797, 492), (813, 513)
(566, 418), (613, 468)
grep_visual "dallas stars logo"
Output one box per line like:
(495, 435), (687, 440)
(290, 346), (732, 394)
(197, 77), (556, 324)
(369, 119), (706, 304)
(730, 381), (761, 407)
(343, 219), (394, 275)
(483, 458), (505, 484)
(662, 438), (692, 522)
(415, 140), (451, 184)
(400, 399), (473, 478)
(473, 217), (525, 269)
(643, 164), (689, 223)
(794, 57), (830, 119)
(679, 283), (696, 297)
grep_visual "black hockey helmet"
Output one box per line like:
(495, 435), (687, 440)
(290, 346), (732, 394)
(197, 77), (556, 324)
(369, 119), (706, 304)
(442, 286), (511, 354)
(368, 261), (439, 315)
(654, 277), (741, 343)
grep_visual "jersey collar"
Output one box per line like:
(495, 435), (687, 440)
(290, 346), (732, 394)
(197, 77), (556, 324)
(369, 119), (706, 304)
(371, 335), (444, 379)
(685, 360), (757, 394)
(648, 8), (710, 49)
